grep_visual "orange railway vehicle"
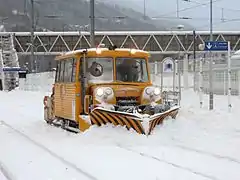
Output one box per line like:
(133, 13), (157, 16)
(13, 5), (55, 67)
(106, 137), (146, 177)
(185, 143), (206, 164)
(43, 45), (180, 135)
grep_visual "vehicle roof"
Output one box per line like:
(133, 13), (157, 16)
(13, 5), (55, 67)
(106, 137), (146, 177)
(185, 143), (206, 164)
(55, 48), (150, 60)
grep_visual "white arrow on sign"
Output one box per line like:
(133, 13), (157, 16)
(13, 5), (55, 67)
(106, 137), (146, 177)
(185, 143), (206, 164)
(206, 42), (212, 49)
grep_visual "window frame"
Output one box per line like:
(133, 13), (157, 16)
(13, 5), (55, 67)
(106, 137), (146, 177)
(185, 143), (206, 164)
(79, 57), (114, 83)
(55, 61), (60, 82)
(115, 57), (150, 83)
(71, 58), (76, 82)
(63, 59), (72, 83)
(59, 60), (65, 82)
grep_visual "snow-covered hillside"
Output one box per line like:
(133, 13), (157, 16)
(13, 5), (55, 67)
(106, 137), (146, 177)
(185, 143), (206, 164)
(0, 73), (240, 180)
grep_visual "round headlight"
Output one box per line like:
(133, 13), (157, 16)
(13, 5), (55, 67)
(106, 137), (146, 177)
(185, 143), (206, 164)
(154, 88), (161, 96)
(145, 88), (152, 95)
(96, 88), (104, 96)
(105, 88), (112, 95)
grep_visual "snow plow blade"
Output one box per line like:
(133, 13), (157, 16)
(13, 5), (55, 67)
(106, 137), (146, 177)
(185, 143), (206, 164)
(89, 106), (180, 135)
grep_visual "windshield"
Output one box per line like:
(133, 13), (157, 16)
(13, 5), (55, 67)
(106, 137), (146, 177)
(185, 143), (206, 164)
(86, 57), (113, 83)
(116, 58), (149, 82)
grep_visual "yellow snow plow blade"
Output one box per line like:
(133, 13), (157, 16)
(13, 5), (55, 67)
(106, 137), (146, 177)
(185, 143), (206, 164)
(89, 106), (180, 135)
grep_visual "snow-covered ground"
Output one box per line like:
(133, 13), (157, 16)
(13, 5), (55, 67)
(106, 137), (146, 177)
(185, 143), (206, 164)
(0, 75), (240, 180)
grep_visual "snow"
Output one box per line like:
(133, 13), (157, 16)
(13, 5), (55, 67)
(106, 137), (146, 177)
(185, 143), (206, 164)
(0, 74), (240, 179)
(0, 168), (8, 180)
(0, 122), (91, 180)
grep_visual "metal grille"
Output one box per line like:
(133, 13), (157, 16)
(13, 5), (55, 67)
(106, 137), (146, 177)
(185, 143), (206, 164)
(116, 96), (139, 106)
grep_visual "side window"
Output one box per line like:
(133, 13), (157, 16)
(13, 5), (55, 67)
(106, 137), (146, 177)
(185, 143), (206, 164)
(79, 57), (84, 81)
(59, 60), (65, 82)
(64, 59), (71, 82)
(64, 60), (69, 82)
(71, 58), (76, 82)
(55, 61), (60, 82)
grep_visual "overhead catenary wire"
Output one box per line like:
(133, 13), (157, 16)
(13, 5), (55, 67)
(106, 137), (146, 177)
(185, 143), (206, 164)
(184, 0), (240, 13)
(152, 0), (240, 23)
(151, 0), (240, 30)
(153, 0), (221, 18)
(195, 18), (240, 29)
(182, 0), (240, 23)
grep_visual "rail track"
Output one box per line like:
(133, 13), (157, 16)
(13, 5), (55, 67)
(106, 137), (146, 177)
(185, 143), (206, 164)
(0, 120), (98, 180)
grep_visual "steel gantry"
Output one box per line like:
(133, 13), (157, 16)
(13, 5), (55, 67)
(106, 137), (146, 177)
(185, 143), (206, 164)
(1, 31), (240, 55)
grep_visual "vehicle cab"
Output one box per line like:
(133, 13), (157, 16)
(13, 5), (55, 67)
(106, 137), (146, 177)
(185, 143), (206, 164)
(81, 45), (162, 114)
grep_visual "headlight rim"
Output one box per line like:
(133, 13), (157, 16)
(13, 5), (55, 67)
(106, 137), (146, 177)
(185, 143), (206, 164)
(145, 87), (152, 95)
(153, 87), (161, 96)
(144, 86), (161, 96)
(95, 87), (114, 99)
(96, 88), (104, 97)
(105, 87), (113, 96)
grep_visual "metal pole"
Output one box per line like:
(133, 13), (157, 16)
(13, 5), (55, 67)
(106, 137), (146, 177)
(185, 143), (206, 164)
(173, 60), (176, 92)
(160, 62), (163, 93)
(238, 70), (240, 99)
(210, 0), (213, 41)
(154, 61), (157, 84)
(90, 0), (95, 47)
(175, 60), (178, 93)
(24, 0), (27, 14)
(176, 0), (179, 18)
(183, 54), (189, 89)
(227, 41), (231, 111)
(175, 60), (181, 105)
(30, 0), (34, 73)
(143, 0), (146, 20)
(178, 60), (181, 101)
(193, 30), (196, 91)
(199, 57), (203, 108)
(223, 71), (226, 95)
(1, 35), (3, 54)
(209, 0), (214, 110)
(35, 46), (38, 73)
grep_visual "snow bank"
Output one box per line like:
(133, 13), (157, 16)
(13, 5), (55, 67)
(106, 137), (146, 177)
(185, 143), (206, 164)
(18, 71), (55, 92)
(0, 170), (7, 180)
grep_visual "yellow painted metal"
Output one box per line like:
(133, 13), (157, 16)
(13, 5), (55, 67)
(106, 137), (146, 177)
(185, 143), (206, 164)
(44, 48), (179, 134)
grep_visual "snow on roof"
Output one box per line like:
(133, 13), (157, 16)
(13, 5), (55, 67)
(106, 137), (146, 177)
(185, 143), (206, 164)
(62, 48), (149, 56)
(233, 49), (240, 55)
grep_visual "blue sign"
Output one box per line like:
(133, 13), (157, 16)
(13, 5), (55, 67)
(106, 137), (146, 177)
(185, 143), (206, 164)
(2, 67), (21, 72)
(204, 41), (228, 51)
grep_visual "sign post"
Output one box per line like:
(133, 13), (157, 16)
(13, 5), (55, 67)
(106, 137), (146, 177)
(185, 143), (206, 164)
(204, 41), (229, 110)
(199, 57), (203, 108)
(227, 41), (232, 112)
(162, 57), (174, 92)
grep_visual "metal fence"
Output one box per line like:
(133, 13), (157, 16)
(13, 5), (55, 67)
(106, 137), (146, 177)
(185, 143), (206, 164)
(149, 59), (190, 90)
(149, 56), (240, 97)
(193, 58), (240, 96)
